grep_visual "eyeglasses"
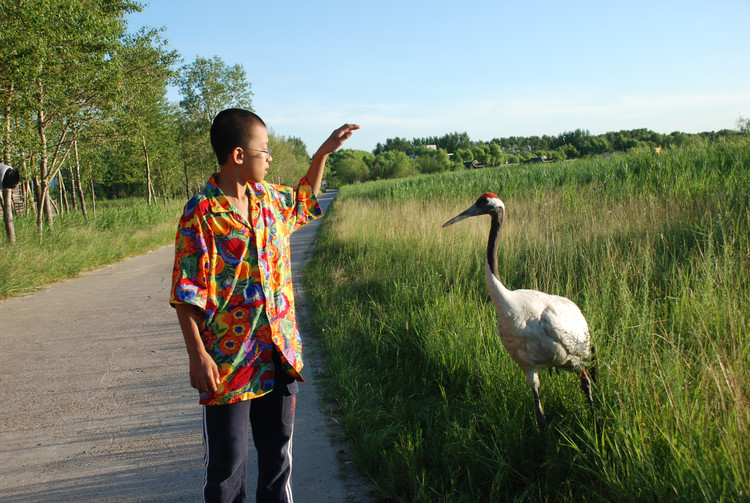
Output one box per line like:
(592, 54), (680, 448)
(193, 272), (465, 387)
(244, 147), (272, 157)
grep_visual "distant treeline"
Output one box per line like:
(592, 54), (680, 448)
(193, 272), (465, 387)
(324, 125), (748, 186)
(378, 126), (748, 162)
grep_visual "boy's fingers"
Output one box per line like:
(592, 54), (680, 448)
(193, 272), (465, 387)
(207, 365), (220, 391)
(333, 124), (359, 144)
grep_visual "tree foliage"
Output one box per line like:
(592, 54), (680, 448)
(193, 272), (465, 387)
(373, 126), (746, 175)
(174, 55), (254, 187)
(328, 150), (371, 185)
(176, 55), (253, 128)
(371, 150), (414, 180)
(1, 0), (150, 237)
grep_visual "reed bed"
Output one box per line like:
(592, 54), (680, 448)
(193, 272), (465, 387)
(304, 138), (750, 501)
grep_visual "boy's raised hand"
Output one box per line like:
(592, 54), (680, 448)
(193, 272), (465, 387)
(317, 123), (361, 156)
(307, 123), (361, 194)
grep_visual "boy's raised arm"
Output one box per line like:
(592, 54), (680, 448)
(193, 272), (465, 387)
(306, 123), (360, 195)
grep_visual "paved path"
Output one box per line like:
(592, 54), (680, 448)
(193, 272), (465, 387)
(0, 190), (373, 502)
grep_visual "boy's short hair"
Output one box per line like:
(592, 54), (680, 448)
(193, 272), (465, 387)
(210, 109), (267, 165)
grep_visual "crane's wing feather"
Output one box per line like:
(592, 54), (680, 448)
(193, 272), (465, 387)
(485, 266), (591, 370)
(537, 296), (591, 368)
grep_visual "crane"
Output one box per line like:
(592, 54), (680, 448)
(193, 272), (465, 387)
(442, 193), (595, 448)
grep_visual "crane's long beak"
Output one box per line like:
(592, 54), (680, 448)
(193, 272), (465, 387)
(442, 204), (483, 227)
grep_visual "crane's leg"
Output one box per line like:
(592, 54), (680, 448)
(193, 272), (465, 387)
(527, 372), (547, 449)
(580, 370), (594, 413)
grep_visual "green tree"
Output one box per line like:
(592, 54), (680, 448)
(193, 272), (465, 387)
(2, 0), (143, 236)
(176, 55), (253, 127)
(329, 150), (370, 185)
(412, 146), (451, 174)
(266, 133), (310, 186)
(557, 143), (579, 159)
(374, 137), (412, 155)
(488, 143), (505, 165)
(587, 137), (612, 156)
(413, 131), (472, 153)
(112, 28), (179, 204)
(288, 137), (310, 165)
(455, 148), (473, 166)
(471, 144), (491, 165)
(176, 55), (254, 186)
(371, 150), (413, 180)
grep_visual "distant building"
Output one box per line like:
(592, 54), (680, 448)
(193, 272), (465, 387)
(463, 160), (486, 169)
(523, 155), (552, 164)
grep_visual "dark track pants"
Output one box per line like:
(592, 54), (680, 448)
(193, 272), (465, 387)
(202, 356), (298, 503)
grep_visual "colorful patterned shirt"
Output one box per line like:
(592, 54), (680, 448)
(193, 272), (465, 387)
(170, 175), (322, 405)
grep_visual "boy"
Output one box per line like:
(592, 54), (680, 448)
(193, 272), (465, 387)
(171, 108), (359, 502)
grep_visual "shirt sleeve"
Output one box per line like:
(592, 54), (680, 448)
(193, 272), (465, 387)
(277, 177), (322, 233)
(170, 198), (210, 310)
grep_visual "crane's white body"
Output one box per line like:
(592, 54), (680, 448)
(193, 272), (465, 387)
(485, 263), (591, 392)
(443, 193), (595, 448)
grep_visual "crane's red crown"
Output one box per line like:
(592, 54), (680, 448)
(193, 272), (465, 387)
(480, 192), (499, 200)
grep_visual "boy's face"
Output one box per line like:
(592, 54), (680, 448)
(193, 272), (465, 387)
(238, 124), (272, 184)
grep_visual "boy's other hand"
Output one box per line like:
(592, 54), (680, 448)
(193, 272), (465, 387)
(189, 351), (221, 393)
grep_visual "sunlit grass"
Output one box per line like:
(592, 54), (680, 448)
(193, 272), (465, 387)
(0, 199), (183, 299)
(304, 138), (750, 501)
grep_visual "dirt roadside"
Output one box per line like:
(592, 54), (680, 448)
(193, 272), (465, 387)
(0, 189), (374, 502)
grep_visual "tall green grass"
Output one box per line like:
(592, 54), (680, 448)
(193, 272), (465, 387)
(0, 198), (184, 299)
(304, 138), (750, 501)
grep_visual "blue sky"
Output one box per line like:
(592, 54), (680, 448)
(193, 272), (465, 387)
(127, 0), (750, 153)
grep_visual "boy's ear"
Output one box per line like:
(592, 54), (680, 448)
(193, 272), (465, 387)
(231, 146), (244, 165)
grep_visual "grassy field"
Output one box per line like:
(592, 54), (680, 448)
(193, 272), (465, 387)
(303, 138), (750, 501)
(0, 198), (183, 299)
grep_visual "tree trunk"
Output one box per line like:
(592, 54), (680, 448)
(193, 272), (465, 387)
(182, 161), (190, 198)
(155, 163), (168, 205)
(21, 181), (27, 215)
(36, 85), (54, 235)
(3, 92), (16, 244)
(73, 140), (87, 218)
(24, 174), (32, 216)
(142, 135), (153, 205)
(26, 180), (35, 216)
(2, 188), (15, 244)
(57, 170), (63, 212)
(68, 166), (77, 211)
(34, 176), (43, 235)
(89, 165), (96, 217)
(58, 170), (69, 214)
(49, 194), (59, 215)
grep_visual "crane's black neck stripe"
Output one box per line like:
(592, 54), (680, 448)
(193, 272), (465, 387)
(487, 211), (503, 279)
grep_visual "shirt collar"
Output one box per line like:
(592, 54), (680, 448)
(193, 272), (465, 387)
(204, 175), (232, 214)
(205, 175), (270, 214)
(248, 182), (267, 199)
